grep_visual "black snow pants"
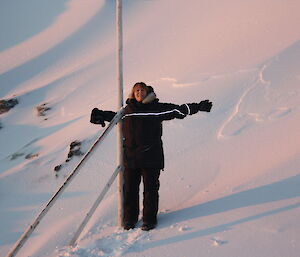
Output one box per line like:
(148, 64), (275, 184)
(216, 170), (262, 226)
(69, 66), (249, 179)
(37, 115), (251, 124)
(123, 168), (160, 225)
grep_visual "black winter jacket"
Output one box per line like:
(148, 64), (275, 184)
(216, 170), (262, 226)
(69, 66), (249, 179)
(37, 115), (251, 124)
(102, 95), (196, 169)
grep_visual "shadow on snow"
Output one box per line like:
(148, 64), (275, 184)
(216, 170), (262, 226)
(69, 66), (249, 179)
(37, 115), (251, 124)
(141, 173), (300, 251)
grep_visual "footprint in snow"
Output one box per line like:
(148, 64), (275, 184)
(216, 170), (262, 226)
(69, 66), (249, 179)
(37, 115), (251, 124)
(211, 237), (228, 246)
(66, 228), (149, 257)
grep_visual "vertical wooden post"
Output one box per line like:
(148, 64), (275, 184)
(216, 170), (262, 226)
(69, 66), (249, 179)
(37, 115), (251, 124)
(116, 0), (124, 227)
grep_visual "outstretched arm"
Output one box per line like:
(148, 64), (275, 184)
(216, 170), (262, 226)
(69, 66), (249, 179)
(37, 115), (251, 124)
(157, 100), (213, 121)
(90, 108), (116, 127)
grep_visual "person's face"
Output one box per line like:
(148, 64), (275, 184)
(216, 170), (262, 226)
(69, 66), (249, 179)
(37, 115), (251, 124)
(134, 85), (147, 102)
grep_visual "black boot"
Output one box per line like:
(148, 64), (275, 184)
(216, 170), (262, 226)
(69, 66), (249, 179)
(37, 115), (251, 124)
(141, 222), (157, 231)
(123, 222), (136, 230)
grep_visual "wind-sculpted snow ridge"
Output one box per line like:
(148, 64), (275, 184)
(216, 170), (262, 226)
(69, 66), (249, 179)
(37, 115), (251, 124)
(0, 0), (106, 75)
(217, 41), (300, 139)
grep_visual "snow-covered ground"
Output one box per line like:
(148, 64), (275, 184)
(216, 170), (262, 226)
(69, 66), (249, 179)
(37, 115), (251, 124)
(1, 0), (300, 256)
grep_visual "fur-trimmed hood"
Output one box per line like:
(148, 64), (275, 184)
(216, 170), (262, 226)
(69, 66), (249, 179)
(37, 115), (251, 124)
(127, 85), (158, 104)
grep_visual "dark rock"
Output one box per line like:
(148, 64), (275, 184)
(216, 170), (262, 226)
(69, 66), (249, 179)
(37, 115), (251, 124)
(54, 140), (84, 177)
(25, 153), (39, 159)
(54, 165), (62, 171)
(68, 141), (83, 158)
(0, 98), (19, 115)
(36, 103), (51, 116)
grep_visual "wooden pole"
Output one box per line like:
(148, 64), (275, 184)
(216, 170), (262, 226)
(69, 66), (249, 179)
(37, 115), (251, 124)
(116, 0), (124, 227)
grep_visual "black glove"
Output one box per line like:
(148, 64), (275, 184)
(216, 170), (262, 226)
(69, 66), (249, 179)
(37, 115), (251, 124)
(198, 100), (213, 112)
(90, 108), (105, 127)
(189, 100), (213, 114)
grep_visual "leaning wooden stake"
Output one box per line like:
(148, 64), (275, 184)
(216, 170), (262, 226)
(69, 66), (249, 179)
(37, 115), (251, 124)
(69, 165), (121, 246)
(6, 108), (124, 257)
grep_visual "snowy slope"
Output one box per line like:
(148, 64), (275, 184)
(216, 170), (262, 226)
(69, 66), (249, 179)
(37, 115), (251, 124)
(1, 0), (300, 256)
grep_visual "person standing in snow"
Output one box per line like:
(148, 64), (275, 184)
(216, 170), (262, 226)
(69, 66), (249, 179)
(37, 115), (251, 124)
(90, 82), (212, 231)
